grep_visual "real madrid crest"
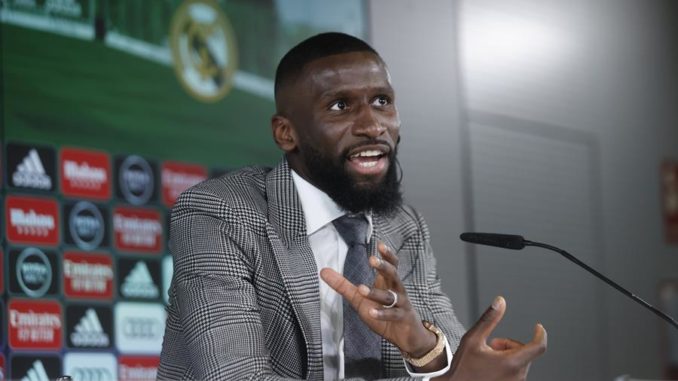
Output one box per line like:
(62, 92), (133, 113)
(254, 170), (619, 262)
(170, 0), (238, 103)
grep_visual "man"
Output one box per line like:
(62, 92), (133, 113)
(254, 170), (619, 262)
(158, 32), (546, 380)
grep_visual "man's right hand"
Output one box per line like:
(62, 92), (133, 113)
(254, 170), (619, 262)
(436, 296), (547, 381)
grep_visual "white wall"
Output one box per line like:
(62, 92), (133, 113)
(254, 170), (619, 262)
(370, 0), (678, 379)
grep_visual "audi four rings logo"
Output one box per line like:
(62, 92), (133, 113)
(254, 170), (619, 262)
(115, 302), (165, 354)
(123, 317), (161, 338)
(71, 368), (114, 381)
(68, 201), (105, 250)
(64, 353), (116, 381)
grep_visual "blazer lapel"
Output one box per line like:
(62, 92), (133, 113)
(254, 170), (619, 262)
(265, 159), (324, 379)
(370, 216), (400, 260)
(371, 215), (410, 377)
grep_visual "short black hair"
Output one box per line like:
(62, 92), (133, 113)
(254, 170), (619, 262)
(274, 32), (380, 100)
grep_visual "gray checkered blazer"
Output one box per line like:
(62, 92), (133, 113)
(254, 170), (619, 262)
(157, 159), (465, 380)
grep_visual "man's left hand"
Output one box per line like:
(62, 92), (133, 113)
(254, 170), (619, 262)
(320, 241), (440, 364)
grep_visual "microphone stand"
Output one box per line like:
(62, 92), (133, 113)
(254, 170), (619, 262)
(524, 239), (678, 330)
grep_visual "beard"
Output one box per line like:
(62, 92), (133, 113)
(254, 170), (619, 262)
(298, 140), (403, 216)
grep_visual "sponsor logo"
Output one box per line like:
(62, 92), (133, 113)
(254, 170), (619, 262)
(22, 360), (50, 381)
(6, 196), (60, 246)
(10, 247), (58, 298)
(115, 302), (165, 354)
(60, 147), (111, 200)
(66, 305), (113, 349)
(8, 299), (63, 350)
(64, 353), (117, 381)
(64, 201), (108, 250)
(9, 356), (61, 381)
(113, 207), (163, 253)
(169, 0), (238, 103)
(14, 149), (51, 190)
(63, 252), (114, 300)
(118, 258), (160, 300)
(116, 155), (156, 205)
(162, 255), (173, 304)
(161, 161), (207, 207)
(118, 356), (159, 381)
(7, 143), (56, 191)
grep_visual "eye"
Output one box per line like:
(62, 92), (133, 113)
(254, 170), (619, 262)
(329, 100), (348, 111)
(372, 95), (390, 106)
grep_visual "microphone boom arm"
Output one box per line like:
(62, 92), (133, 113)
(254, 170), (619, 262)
(524, 239), (678, 330)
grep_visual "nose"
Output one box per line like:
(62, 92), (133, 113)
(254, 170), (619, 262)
(352, 106), (386, 138)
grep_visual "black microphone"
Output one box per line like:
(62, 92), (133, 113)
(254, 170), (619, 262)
(459, 232), (526, 250)
(460, 232), (678, 330)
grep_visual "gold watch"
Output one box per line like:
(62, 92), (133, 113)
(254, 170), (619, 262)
(401, 321), (446, 368)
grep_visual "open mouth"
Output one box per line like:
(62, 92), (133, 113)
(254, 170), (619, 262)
(346, 146), (390, 175)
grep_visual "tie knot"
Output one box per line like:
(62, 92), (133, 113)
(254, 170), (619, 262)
(333, 214), (368, 247)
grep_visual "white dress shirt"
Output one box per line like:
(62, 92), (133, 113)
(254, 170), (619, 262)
(291, 170), (452, 380)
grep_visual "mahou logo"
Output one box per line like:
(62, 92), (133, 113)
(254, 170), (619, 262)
(8, 299), (63, 351)
(63, 251), (114, 300)
(113, 207), (163, 253)
(60, 147), (111, 200)
(161, 161), (207, 207)
(6, 195), (60, 246)
(118, 356), (159, 381)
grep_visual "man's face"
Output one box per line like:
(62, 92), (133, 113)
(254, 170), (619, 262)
(277, 51), (402, 213)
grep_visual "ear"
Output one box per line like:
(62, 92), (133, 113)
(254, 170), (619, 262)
(271, 114), (297, 153)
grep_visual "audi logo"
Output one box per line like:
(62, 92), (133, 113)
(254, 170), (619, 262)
(122, 317), (161, 338)
(70, 368), (114, 381)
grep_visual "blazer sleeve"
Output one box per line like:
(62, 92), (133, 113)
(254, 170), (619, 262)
(165, 187), (301, 380)
(409, 208), (467, 353)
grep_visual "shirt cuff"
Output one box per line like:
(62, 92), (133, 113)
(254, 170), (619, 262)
(403, 334), (453, 380)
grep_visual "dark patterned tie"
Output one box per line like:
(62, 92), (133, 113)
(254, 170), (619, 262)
(333, 214), (381, 379)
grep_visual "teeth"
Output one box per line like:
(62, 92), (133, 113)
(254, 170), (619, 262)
(351, 150), (383, 158)
(359, 161), (378, 168)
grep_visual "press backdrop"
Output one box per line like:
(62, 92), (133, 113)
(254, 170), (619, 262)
(0, 0), (366, 379)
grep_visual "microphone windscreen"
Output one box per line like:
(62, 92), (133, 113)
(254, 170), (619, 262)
(460, 232), (526, 250)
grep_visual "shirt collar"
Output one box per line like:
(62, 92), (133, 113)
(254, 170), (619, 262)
(291, 169), (373, 237)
